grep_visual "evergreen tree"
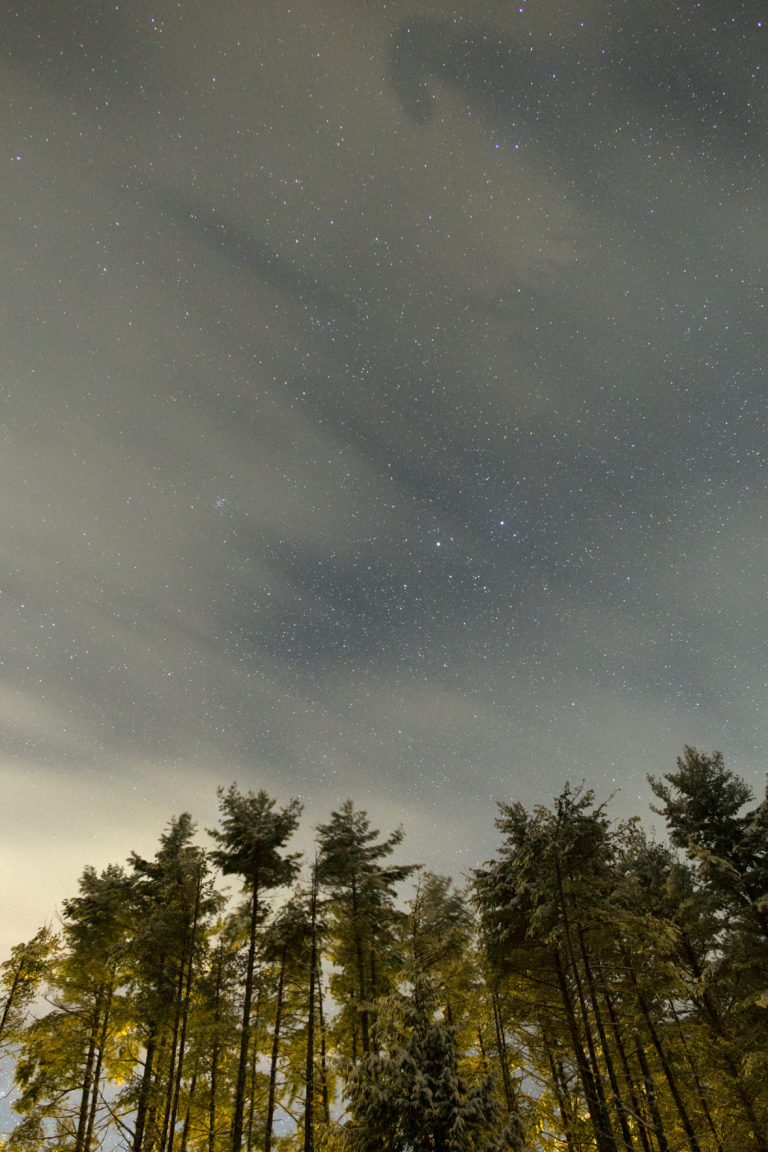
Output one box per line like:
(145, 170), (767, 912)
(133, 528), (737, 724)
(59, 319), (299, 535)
(341, 974), (511, 1152)
(0, 926), (58, 1052)
(315, 801), (416, 1063)
(3, 767), (766, 1152)
(649, 748), (768, 1146)
(11, 863), (133, 1151)
(208, 785), (302, 1152)
(126, 813), (220, 1152)
(189, 917), (243, 1152)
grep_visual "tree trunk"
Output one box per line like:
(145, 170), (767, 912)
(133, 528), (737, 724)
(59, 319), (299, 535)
(542, 1029), (579, 1152)
(577, 929), (635, 1151)
(553, 947), (617, 1152)
(207, 945), (224, 1152)
(246, 989), (263, 1152)
(552, 852), (619, 1152)
(207, 1035), (219, 1152)
(265, 948), (287, 1152)
(304, 869), (318, 1152)
(0, 957), (25, 1045)
(180, 1071), (196, 1152)
(232, 873), (260, 1152)
(620, 946), (701, 1152)
(668, 1001), (725, 1152)
(316, 968), (330, 1126)
(74, 1001), (100, 1152)
(351, 877), (370, 1057)
(603, 989), (653, 1152)
(680, 939), (768, 1150)
(490, 982), (514, 1117)
(160, 961), (185, 1152)
(85, 979), (114, 1152)
(632, 1029), (671, 1152)
(168, 873), (202, 1152)
(134, 1030), (158, 1152)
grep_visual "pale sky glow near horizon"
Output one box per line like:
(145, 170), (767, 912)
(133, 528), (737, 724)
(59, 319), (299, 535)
(2, 0), (767, 958)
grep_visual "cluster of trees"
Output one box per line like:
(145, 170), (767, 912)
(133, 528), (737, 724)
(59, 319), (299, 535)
(1, 747), (767, 1152)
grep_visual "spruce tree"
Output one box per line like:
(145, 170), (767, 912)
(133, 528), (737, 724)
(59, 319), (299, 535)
(208, 785), (302, 1152)
(315, 801), (416, 1062)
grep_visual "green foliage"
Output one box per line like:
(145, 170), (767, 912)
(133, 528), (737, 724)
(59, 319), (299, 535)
(208, 785), (303, 890)
(341, 976), (510, 1152)
(316, 801), (417, 1063)
(0, 926), (58, 1051)
(3, 754), (767, 1152)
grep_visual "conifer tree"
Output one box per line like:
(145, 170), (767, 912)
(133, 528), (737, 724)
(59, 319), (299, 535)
(190, 918), (243, 1152)
(208, 785), (302, 1152)
(0, 926), (58, 1052)
(315, 801), (416, 1063)
(649, 748), (768, 1147)
(11, 863), (133, 1151)
(127, 814), (220, 1152)
(341, 973), (509, 1152)
(475, 788), (630, 1152)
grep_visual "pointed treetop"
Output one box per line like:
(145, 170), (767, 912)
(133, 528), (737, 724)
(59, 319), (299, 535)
(316, 798), (417, 889)
(649, 746), (752, 859)
(208, 784), (303, 890)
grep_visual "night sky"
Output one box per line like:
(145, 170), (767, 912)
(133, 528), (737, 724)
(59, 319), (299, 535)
(3, 0), (767, 955)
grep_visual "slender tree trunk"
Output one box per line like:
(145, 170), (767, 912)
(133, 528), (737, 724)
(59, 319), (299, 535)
(603, 989), (653, 1152)
(160, 962), (185, 1152)
(552, 852), (619, 1152)
(542, 1029), (579, 1152)
(147, 1033), (171, 1152)
(632, 1029), (671, 1152)
(207, 1036), (219, 1152)
(303, 870), (317, 1152)
(246, 989), (263, 1152)
(232, 874), (260, 1152)
(134, 1030), (158, 1152)
(74, 1002), (100, 1152)
(668, 1001), (725, 1152)
(351, 877), (369, 1056)
(680, 940), (768, 1150)
(265, 949), (287, 1152)
(180, 1071), (196, 1152)
(491, 982), (514, 1117)
(554, 947), (617, 1152)
(85, 979), (114, 1152)
(304, 870), (318, 1152)
(577, 929), (635, 1151)
(316, 968), (330, 1126)
(641, 1010), (702, 1152)
(207, 937), (226, 1152)
(620, 946), (701, 1152)
(169, 875), (202, 1152)
(476, 1024), (489, 1073)
(0, 957), (25, 1045)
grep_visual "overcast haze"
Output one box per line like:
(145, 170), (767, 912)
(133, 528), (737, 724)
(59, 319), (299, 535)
(3, 0), (767, 955)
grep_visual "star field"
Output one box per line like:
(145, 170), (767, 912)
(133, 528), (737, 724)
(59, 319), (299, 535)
(2, 0), (767, 954)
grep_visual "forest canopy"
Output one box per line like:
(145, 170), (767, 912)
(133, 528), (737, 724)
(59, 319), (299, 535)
(1, 747), (767, 1152)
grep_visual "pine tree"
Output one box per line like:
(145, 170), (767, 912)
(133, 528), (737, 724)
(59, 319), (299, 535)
(475, 788), (632, 1152)
(649, 748), (768, 1146)
(0, 926), (58, 1051)
(127, 814), (220, 1152)
(11, 863), (133, 1151)
(342, 974), (509, 1152)
(316, 801), (416, 1063)
(208, 785), (302, 1152)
